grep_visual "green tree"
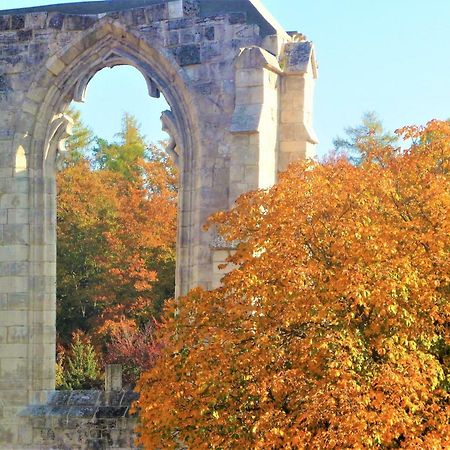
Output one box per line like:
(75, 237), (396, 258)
(333, 111), (397, 163)
(64, 107), (94, 165)
(92, 113), (148, 180)
(56, 333), (103, 390)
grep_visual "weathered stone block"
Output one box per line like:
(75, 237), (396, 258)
(0, 422), (18, 445)
(0, 276), (28, 293)
(0, 261), (28, 276)
(11, 15), (25, 30)
(47, 13), (64, 30)
(47, 390), (71, 406)
(0, 244), (28, 262)
(235, 69), (264, 88)
(67, 406), (96, 418)
(99, 390), (124, 407)
(230, 104), (262, 133)
(64, 14), (97, 31)
(0, 310), (28, 326)
(0, 193), (28, 208)
(0, 16), (11, 31)
(144, 3), (167, 22)
(7, 293), (29, 310)
(31, 359), (55, 380)
(0, 359), (27, 380)
(25, 12), (47, 29)
(201, 42), (220, 62)
(236, 85), (264, 104)
(0, 342), (28, 357)
(0, 74), (10, 94)
(229, 12), (246, 25)
(175, 43), (201, 66)
(3, 224), (29, 244)
(68, 390), (100, 407)
(7, 208), (28, 224)
(45, 55), (65, 75)
(95, 406), (128, 419)
(0, 326), (6, 343)
(105, 364), (123, 392)
(284, 75), (306, 92)
(17, 29), (33, 41)
(7, 327), (30, 344)
(205, 25), (215, 41)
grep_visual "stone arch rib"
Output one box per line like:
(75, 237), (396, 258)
(25, 19), (198, 171)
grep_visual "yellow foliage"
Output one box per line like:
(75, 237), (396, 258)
(136, 121), (450, 449)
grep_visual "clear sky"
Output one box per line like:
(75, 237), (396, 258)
(1, 0), (449, 156)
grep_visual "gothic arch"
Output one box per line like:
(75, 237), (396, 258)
(12, 21), (203, 402)
(20, 19), (201, 301)
(24, 20), (199, 171)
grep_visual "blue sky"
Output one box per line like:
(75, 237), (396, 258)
(2, 0), (449, 156)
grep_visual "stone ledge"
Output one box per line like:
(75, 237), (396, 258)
(19, 389), (139, 419)
(0, 0), (285, 38)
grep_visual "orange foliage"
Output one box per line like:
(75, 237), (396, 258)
(57, 157), (177, 345)
(136, 121), (450, 449)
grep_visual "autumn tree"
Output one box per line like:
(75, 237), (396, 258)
(57, 112), (177, 349)
(104, 321), (161, 386)
(136, 120), (450, 449)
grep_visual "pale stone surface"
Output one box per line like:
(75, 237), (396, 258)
(105, 364), (123, 392)
(20, 389), (138, 449)
(0, 0), (317, 447)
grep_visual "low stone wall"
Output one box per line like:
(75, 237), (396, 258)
(20, 390), (139, 450)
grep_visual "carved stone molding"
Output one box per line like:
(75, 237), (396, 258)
(73, 47), (161, 103)
(44, 113), (73, 170)
(161, 109), (182, 166)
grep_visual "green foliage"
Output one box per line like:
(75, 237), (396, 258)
(333, 111), (398, 163)
(64, 107), (94, 165)
(92, 113), (148, 180)
(56, 334), (103, 390)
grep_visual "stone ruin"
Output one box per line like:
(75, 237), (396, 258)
(0, 0), (317, 447)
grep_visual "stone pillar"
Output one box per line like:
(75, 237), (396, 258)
(105, 364), (123, 391)
(0, 137), (32, 445)
(211, 41), (318, 287)
(210, 46), (282, 288)
(229, 46), (282, 204)
(0, 108), (71, 446)
(0, 2), (318, 447)
(278, 38), (318, 170)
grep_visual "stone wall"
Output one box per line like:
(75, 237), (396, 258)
(0, 0), (317, 447)
(21, 390), (139, 449)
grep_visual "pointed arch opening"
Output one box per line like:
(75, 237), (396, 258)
(20, 21), (200, 392)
